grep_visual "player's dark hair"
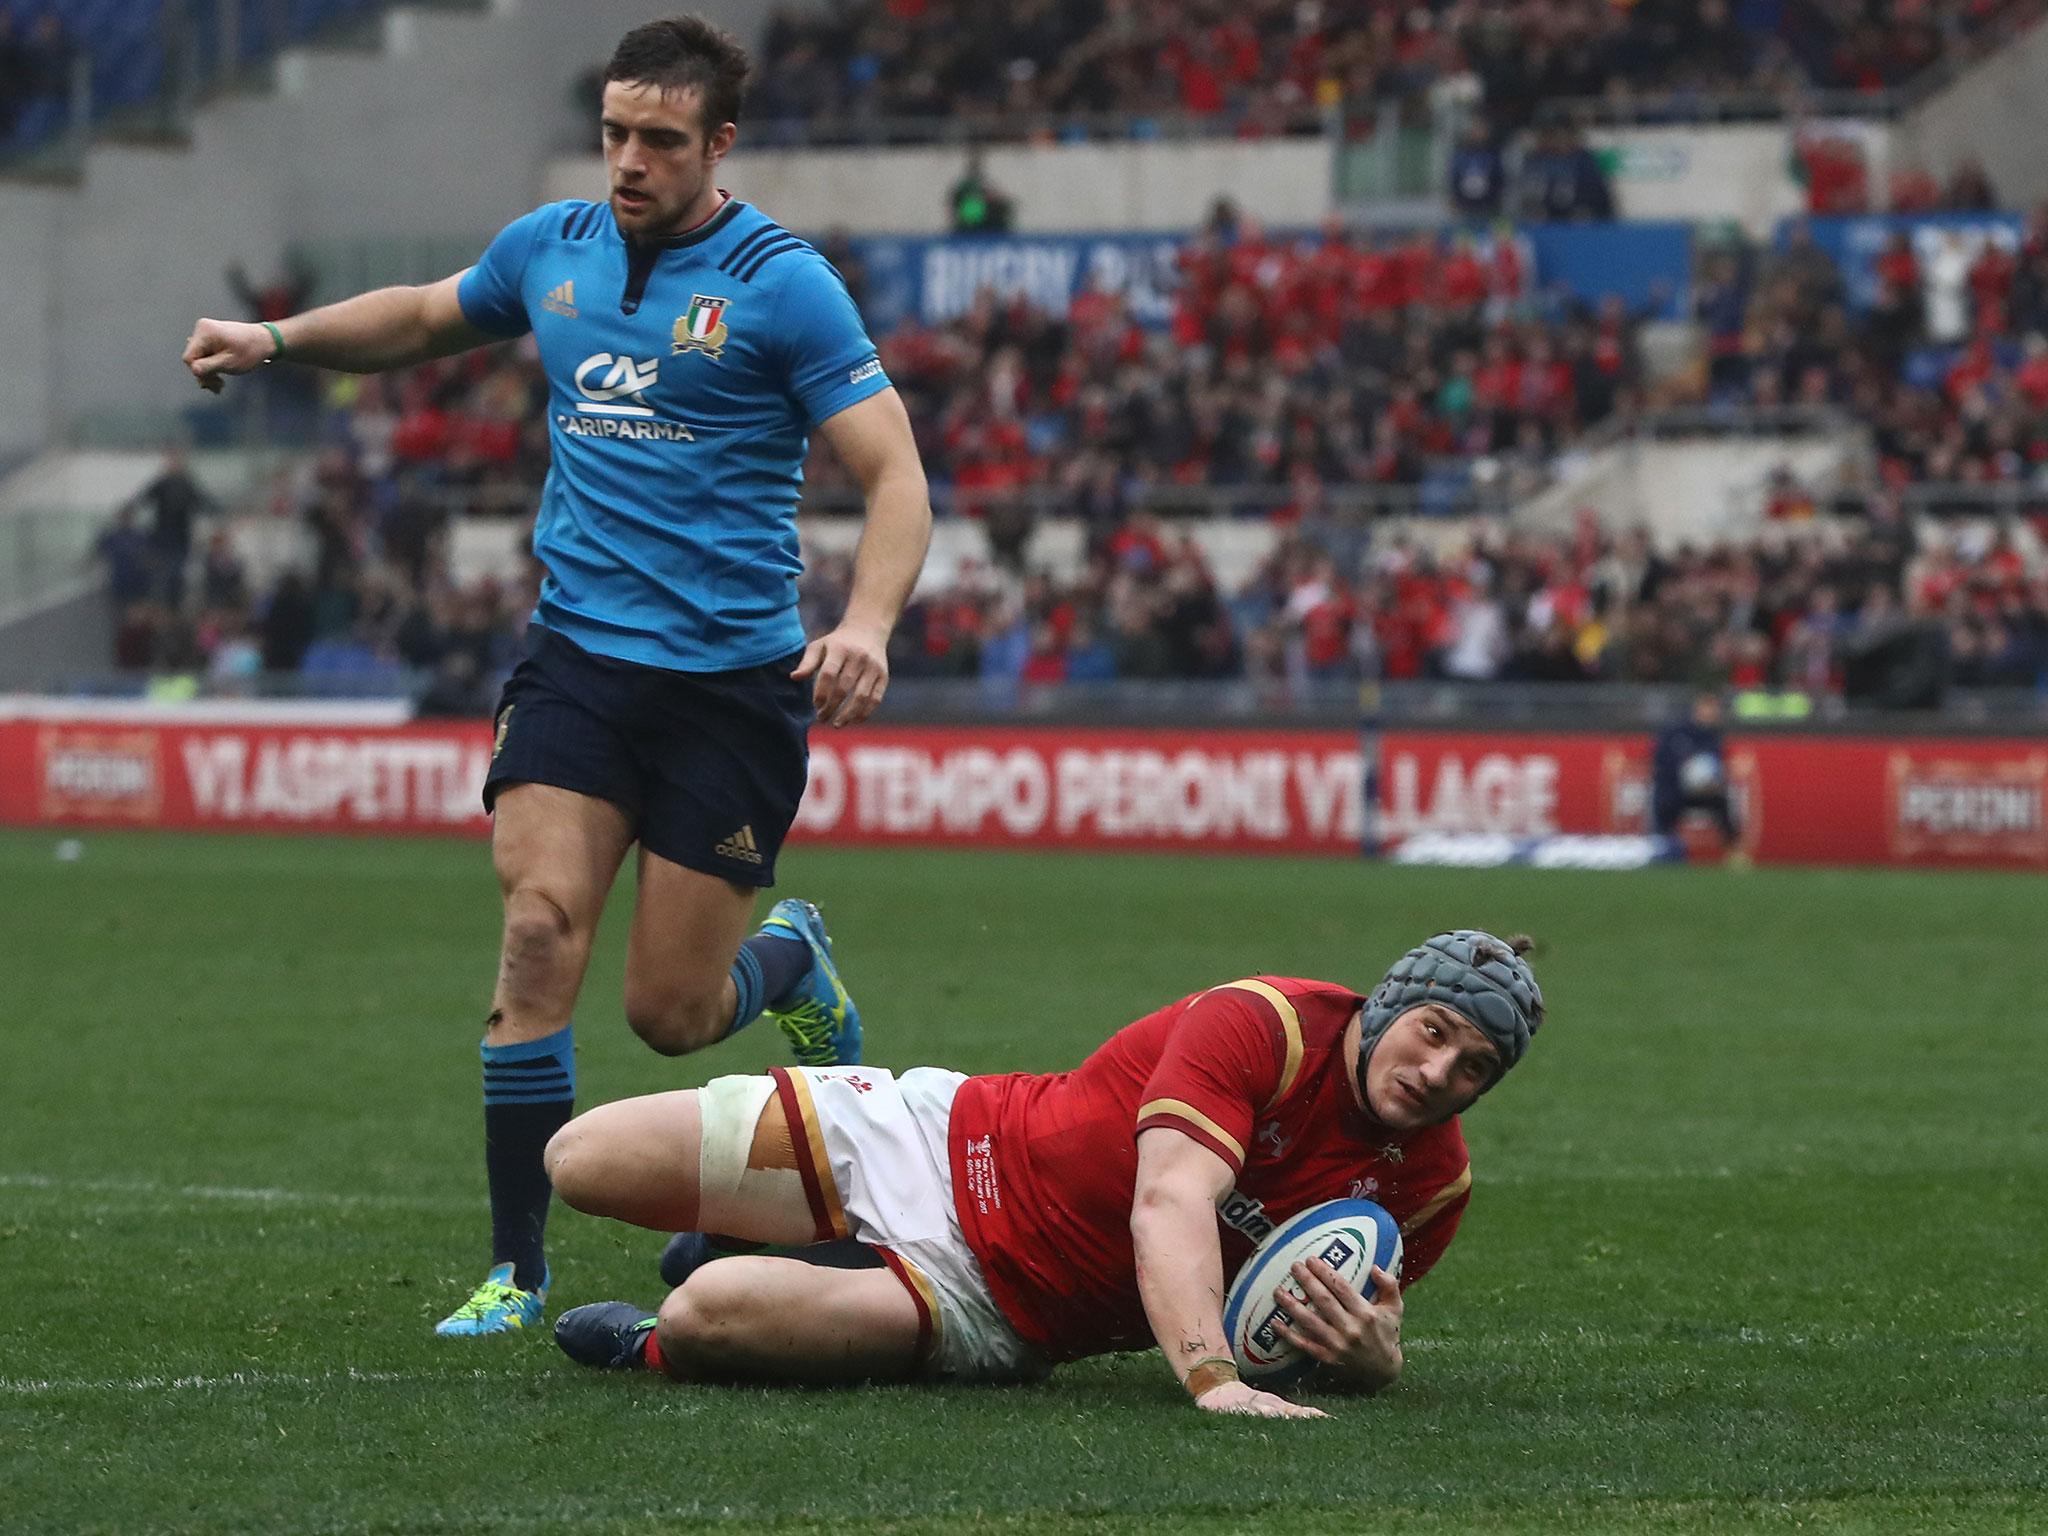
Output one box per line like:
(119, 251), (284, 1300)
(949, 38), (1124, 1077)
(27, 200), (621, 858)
(604, 15), (750, 132)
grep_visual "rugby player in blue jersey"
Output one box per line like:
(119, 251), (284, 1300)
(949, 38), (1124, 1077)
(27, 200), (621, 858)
(182, 16), (932, 1337)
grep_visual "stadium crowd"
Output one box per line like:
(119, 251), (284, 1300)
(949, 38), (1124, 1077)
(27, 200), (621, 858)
(740, 0), (2042, 141)
(104, 441), (2044, 705)
(98, 436), (540, 715)
(814, 216), (1640, 512)
(800, 502), (2046, 695)
(231, 194), (2048, 531)
(1691, 205), (2048, 493)
(98, 198), (2048, 702)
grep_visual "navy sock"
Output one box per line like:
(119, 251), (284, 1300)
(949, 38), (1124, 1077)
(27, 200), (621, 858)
(748, 932), (813, 1010)
(481, 1023), (575, 1294)
(725, 932), (810, 1035)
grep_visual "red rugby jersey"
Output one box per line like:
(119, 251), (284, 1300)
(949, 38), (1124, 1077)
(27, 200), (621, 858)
(948, 977), (1472, 1363)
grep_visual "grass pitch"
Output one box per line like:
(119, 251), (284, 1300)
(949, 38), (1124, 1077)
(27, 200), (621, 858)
(2, 829), (2043, 1535)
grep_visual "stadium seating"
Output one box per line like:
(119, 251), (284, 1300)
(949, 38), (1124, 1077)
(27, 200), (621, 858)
(802, 222), (1634, 511)
(84, 197), (2044, 701)
(113, 347), (2045, 699)
(742, 0), (2044, 142)
(20, 1), (2045, 707)
(1691, 206), (2048, 494)
(0, 0), (428, 157)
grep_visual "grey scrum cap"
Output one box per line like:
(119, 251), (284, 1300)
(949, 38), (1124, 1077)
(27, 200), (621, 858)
(1359, 929), (1544, 1085)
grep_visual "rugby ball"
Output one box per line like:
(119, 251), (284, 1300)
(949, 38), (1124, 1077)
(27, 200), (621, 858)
(1222, 1198), (1403, 1387)
(1680, 752), (1724, 793)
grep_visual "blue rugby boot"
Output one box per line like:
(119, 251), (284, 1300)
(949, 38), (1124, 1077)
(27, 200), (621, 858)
(554, 1302), (659, 1371)
(658, 1230), (883, 1285)
(434, 1261), (548, 1336)
(659, 1231), (720, 1288)
(658, 1232), (768, 1288)
(759, 898), (861, 1067)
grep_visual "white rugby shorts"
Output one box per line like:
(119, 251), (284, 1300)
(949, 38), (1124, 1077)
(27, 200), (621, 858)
(762, 1065), (1048, 1384)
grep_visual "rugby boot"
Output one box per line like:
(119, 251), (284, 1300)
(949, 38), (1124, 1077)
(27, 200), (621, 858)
(759, 898), (861, 1066)
(434, 1261), (548, 1337)
(659, 1236), (757, 1294)
(658, 1231), (881, 1286)
(554, 1302), (659, 1370)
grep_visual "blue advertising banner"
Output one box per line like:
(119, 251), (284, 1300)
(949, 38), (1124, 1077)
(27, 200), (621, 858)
(849, 223), (1694, 333)
(1522, 222), (1693, 319)
(854, 233), (1187, 332)
(1790, 212), (2024, 310)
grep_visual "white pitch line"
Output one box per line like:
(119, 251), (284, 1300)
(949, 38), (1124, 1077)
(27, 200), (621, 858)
(1484, 1165), (1742, 1186)
(0, 1172), (475, 1212)
(0, 1367), (493, 1397)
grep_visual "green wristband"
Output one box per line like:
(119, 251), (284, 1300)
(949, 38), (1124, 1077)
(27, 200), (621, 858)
(262, 322), (286, 362)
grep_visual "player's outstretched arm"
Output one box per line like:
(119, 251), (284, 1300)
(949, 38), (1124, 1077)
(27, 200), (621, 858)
(183, 271), (498, 392)
(799, 388), (932, 726)
(1131, 1127), (1328, 1420)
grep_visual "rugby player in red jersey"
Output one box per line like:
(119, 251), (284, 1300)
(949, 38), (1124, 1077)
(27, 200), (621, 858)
(543, 930), (1544, 1418)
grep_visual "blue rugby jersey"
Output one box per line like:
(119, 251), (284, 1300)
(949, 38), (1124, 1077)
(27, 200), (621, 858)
(457, 197), (891, 672)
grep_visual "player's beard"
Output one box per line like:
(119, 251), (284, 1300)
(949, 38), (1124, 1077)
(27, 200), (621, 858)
(615, 167), (714, 240)
(611, 185), (668, 234)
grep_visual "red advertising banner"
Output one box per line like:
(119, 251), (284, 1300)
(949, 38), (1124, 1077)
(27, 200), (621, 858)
(0, 712), (495, 839)
(2, 707), (2044, 869)
(1746, 736), (2048, 868)
(792, 726), (1363, 855)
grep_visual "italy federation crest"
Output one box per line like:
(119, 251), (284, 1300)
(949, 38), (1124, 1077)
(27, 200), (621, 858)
(673, 294), (731, 358)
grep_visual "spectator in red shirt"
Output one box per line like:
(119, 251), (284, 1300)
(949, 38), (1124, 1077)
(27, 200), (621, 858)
(1438, 237), (1489, 311)
(1967, 238), (2016, 331)
(1874, 232), (1921, 298)
(2014, 333), (2048, 409)
(1019, 619), (1068, 684)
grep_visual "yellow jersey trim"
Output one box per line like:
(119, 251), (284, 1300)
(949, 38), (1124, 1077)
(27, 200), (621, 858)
(1214, 978), (1305, 1112)
(894, 1251), (943, 1353)
(1137, 1097), (1248, 1165)
(1400, 1164), (1472, 1234)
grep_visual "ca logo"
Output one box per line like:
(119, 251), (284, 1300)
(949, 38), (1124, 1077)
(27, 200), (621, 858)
(573, 353), (660, 417)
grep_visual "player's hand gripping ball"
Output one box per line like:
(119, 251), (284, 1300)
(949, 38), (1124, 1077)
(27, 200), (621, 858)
(1223, 1198), (1402, 1387)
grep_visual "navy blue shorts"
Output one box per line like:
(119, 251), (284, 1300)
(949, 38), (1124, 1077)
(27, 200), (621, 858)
(484, 626), (811, 888)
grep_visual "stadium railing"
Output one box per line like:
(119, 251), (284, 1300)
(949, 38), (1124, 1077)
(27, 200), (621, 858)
(739, 99), (1442, 204)
(1892, 482), (2048, 516)
(1531, 87), (1909, 129)
(1573, 406), (1857, 444)
(0, 508), (102, 620)
(18, 671), (2045, 731)
(746, 104), (1338, 149)
(369, 480), (1526, 524)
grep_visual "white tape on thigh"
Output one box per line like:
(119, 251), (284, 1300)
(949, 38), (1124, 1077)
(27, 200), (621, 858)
(695, 1073), (802, 1231)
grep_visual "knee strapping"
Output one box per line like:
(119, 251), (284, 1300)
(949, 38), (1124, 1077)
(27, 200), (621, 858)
(696, 1074), (804, 1233)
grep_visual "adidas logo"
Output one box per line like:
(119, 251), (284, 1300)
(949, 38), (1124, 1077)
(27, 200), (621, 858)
(542, 279), (578, 318)
(715, 825), (763, 864)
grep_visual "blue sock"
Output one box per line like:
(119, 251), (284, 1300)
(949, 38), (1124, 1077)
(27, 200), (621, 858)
(726, 932), (811, 1036)
(481, 1023), (575, 1293)
(726, 945), (764, 1039)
